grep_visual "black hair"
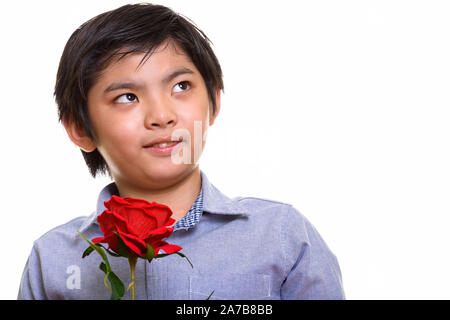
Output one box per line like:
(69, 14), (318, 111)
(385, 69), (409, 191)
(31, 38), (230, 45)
(54, 2), (224, 178)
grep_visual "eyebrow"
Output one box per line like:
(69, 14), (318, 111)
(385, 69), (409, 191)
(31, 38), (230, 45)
(103, 67), (195, 94)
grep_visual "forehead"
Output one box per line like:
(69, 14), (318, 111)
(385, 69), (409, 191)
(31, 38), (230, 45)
(108, 40), (191, 72)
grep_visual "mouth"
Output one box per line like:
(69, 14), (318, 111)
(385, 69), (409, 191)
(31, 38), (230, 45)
(143, 136), (183, 149)
(146, 141), (181, 149)
(143, 137), (184, 156)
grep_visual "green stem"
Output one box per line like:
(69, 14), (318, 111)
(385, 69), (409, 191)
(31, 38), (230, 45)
(128, 255), (137, 300)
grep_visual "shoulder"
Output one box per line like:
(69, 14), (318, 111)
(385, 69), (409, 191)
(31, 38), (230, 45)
(32, 214), (95, 251)
(234, 195), (292, 209)
(229, 195), (311, 244)
(232, 195), (305, 224)
(232, 195), (337, 262)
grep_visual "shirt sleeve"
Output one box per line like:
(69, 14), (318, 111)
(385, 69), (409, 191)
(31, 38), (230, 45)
(280, 205), (345, 300)
(17, 243), (48, 300)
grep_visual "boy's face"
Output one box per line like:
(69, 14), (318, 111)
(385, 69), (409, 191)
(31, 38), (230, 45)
(68, 40), (220, 190)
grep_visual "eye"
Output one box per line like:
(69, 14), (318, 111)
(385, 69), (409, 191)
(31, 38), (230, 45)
(115, 93), (138, 104)
(173, 81), (191, 93)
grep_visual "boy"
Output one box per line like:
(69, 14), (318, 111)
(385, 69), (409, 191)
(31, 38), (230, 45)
(18, 3), (345, 300)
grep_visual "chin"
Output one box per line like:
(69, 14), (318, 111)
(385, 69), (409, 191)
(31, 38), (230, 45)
(144, 163), (193, 180)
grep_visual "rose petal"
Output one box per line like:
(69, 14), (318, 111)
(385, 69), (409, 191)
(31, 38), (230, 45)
(104, 195), (130, 210)
(125, 198), (173, 227)
(118, 207), (158, 237)
(92, 233), (119, 253)
(91, 236), (105, 244)
(117, 230), (147, 257)
(164, 217), (176, 227)
(147, 239), (182, 256)
(96, 211), (115, 235)
(123, 197), (155, 209)
(145, 205), (173, 228)
(141, 226), (173, 240)
(157, 243), (182, 254)
(97, 210), (128, 233)
(146, 240), (165, 256)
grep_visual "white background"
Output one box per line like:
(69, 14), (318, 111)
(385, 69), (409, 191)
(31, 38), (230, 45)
(1, 0), (449, 300)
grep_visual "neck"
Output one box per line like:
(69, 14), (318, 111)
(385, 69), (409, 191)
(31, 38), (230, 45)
(114, 167), (202, 222)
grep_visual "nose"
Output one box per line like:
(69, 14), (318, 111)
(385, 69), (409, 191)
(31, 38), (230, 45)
(143, 96), (177, 129)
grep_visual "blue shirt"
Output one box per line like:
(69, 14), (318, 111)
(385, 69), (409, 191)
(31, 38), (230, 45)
(18, 170), (345, 300)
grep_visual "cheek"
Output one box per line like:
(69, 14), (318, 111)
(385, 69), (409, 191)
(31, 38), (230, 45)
(96, 117), (141, 155)
(179, 105), (209, 139)
(180, 94), (210, 126)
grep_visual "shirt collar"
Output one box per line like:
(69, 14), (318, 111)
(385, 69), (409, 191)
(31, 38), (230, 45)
(173, 187), (203, 230)
(79, 169), (249, 233)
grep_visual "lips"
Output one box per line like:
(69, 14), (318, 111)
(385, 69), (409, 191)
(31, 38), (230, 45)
(151, 141), (179, 148)
(144, 136), (183, 148)
(143, 136), (183, 156)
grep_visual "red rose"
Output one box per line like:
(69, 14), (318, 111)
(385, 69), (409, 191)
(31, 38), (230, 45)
(92, 195), (182, 258)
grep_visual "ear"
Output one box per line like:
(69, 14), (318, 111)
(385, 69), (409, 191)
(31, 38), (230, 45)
(209, 88), (221, 126)
(62, 117), (97, 152)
